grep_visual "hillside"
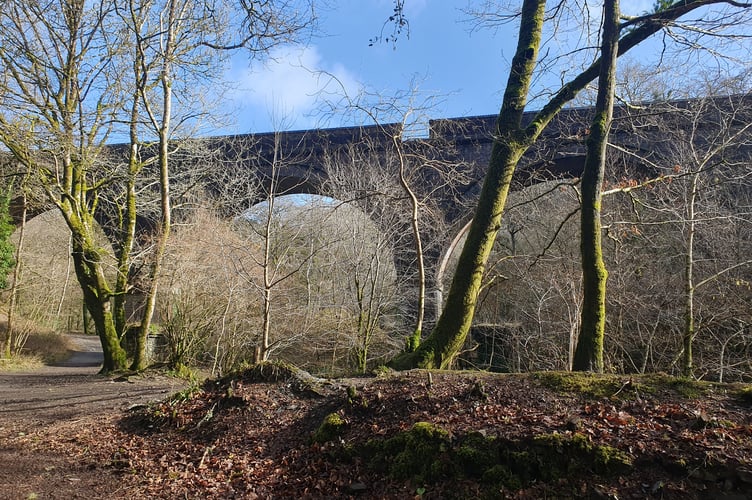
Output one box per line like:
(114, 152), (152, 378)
(4, 364), (752, 499)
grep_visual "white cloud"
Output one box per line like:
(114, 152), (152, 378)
(225, 45), (361, 132)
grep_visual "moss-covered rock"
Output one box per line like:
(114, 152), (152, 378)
(532, 371), (621, 399)
(736, 385), (752, 405)
(312, 412), (346, 444)
(361, 423), (632, 494)
(455, 431), (497, 475)
(363, 422), (454, 482)
(639, 373), (712, 398)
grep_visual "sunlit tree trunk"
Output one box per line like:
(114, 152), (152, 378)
(396, 136), (427, 352)
(130, 0), (178, 371)
(390, 0), (546, 369)
(5, 176), (27, 358)
(572, 0), (619, 373)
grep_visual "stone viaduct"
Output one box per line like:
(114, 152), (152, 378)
(189, 95), (750, 323)
(10, 95), (748, 325)
(192, 103), (657, 321)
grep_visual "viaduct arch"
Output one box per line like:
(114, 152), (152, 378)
(192, 96), (746, 324)
(194, 108), (599, 324)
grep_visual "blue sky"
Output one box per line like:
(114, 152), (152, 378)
(217, 0), (688, 135)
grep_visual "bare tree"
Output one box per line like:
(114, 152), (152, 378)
(388, 0), (752, 370)
(605, 91), (752, 378)
(0, 0), (135, 371)
(319, 82), (474, 352)
(116, 0), (317, 370)
(0, 0), (316, 372)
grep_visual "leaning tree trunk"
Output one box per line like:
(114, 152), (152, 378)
(389, 0), (546, 369)
(572, 0), (619, 373)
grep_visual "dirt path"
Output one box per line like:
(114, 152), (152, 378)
(0, 335), (187, 499)
(0, 335), (185, 422)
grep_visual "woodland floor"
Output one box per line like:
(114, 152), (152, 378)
(1, 337), (752, 499)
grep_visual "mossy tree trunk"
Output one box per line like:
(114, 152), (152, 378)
(390, 0), (546, 369)
(66, 209), (128, 372)
(681, 171), (699, 378)
(0, 0), (130, 373)
(112, 95), (143, 347)
(572, 0), (619, 373)
(388, 0), (734, 371)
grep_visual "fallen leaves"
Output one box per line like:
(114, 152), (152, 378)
(12, 370), (752, 498)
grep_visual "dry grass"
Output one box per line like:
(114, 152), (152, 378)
(0, 329), (72, 372)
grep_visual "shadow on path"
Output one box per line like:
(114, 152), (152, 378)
(50, 349), (104, 367)
(49, 334), (104, 368)
(0, 334), (186, 423)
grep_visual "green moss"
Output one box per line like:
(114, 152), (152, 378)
(735, 385), (752, 404)
(361, 424), (631, 495)
(521, 433), (631, 480)
(639, 373), (712, 398)
(363, 422), (453, 482)
(532, 372), (721, 401)
(455, 432), (497, 474)
(590, 442), (633, 475)
(532, 371), (621, 398)
(312, 412), (346, 444)
(481, 464), (521, 490)
(371, 365), (392, 377)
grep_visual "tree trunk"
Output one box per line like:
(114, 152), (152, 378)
(70, 233), (127, 373)
(5, 181), (27, 358)
(681, 172), (699, 378)
(390, 0), (546, 369)
(397, 136), (426, 352)
(130, 0), (178, 370)
(572, 0), (619, 373)
(113, 124), (142, 346)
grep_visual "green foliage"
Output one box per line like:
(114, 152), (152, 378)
(0, 183), (16, 289)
